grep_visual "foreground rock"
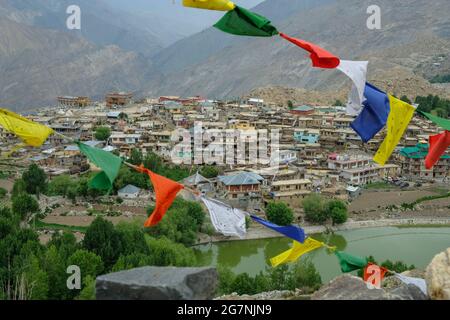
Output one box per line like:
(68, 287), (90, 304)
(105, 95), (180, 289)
(311, 275), (427, 300)
(96, 266), (218, 300)
(426, 248), (450, 300)
(216, 290), (311, 300)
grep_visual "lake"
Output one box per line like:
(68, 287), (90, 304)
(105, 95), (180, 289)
(194, 227), (450, 282)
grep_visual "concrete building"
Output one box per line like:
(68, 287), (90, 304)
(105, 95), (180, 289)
(57, 96), (90, 108)
(106, 92), (133, 108)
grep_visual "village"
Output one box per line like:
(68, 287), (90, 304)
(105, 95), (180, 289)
(0, 92), (449, 243)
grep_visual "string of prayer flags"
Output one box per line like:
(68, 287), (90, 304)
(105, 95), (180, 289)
(335, 251), (368, 273)
(201, 197), (247, 238)
(270, 238), (324, 267)
(363, 263), (389, 285)
(251, 215), (305, 243)
(0, 108), (54, 147)
(419, 111), (450, 131)
(425, 131), (450, 169)
(214, 6), (278, 37)
(136, 165), (184, 227)
(279, 33), (340, 69)
(77, 142), (123, 191)
(350, 83), (390, 143)
(183, 0), (235, 11)
(394, 273), (428, 295)
(373, 95), (416, 166)
(337, 60), (369, 115)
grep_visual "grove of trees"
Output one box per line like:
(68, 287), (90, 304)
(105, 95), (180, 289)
(302, 194), (348, 225)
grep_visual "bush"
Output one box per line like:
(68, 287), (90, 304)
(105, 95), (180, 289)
(94, 126), (111, 141)
(266, 202), (294, 226)
(12, 193), (39, 220)
(303, 194), (327, 224)
(0, 187), (7, 198)
(200, 165), (220, 179)
(22, 164), (47, 196)
(303, 195), (348, 225)
(47, 175), (77, 197)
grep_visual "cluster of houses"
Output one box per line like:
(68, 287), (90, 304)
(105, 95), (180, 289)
(0, 92), (448, 212)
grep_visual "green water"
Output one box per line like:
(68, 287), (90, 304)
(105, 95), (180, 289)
(194, 227), (450, 282)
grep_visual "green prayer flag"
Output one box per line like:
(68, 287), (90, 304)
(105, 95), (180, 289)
(77, 142), (123, 191)
(419, 111), (450, 131)
(335, 251), (368, 273)
(214, 6), (278, 37)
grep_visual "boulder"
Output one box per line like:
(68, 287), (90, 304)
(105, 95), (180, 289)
(311, 274), (427, 300)
(425, 247), (450, 300)
(96, 266), (218, 300)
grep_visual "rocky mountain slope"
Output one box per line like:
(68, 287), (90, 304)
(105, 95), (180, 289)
(145, 0), (450, 100)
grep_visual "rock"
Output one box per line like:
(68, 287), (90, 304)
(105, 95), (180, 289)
(311, 275), (428, 300)
(96, 266), (218, 300)
(425, 248), (450, 300)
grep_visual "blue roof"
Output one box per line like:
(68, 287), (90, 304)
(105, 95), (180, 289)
(218, 172), (264, 186)
(65, 145), (79, 151)
(118, 184), (141, 194)
(107, 111), (121, 118)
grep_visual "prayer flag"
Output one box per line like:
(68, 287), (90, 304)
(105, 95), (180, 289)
(419, 111), (450, 131)
(183, 0), (235, 11)
(0, 108), (54, 147)
(279, 33), (340, 69)
(214, 6), (278, 37)
(251, 215), (305, 243)
(394, 274), (427, 295)
(137, 165), (184, 227)
(337, 60), (369, 115)
(350, 83), (390, 143)
(425, 131), (450, 169)
(335, 251), (368, 273)
(77, 142), (123, 191)
(201, 197), (247, 238)
(270, 238), (324, 267)
(373, 95), (416, 165)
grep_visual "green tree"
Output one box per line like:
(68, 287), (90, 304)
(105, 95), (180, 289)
(333, 99), (344, 106)
(200, 165), (220, 179)
(11, 179), (27, 198)
(230, 273), (256, 295)
(47, 175), (76, 197)
(47, 232), (79, 260)
(12, 193), (39, 220)
(0, 187), (7, 199)
(42, 245), (69, 300)
(114, 166), (149, 191)
(303, 194), (327, 224)
(94, 126), (111, 141)
(76, 275), (96, 300)
(68, 249), (104, 278)
(326, 200), (348, 225)
(83, 217), (123, 270)
(144, 235), (196, 267)
(400, 95), (412, 104)
(266, 202), (294, 226)
(290, 259), (322, 293)
(143, 152), (163, 173)
(287, 100), (294, 110)
(22, 164), (47, 196)
(129, 148), (143, 166)
(115, 221), (149, 256)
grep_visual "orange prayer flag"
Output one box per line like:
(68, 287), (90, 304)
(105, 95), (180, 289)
(137, 165), (184, 227)
(363, 262), (388, 287)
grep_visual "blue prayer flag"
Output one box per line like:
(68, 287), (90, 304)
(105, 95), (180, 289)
(350, 83), (390, 143)
(251, 215), (305, 243)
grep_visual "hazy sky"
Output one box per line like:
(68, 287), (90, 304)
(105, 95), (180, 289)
(107, 0), (266, 35)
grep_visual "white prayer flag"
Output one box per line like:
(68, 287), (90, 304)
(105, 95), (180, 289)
(337, 60), (368, 116)
(201, 197), (247, 238)
(394, 274), (428, 296)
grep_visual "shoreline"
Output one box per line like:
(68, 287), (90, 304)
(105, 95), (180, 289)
(194, 217), (450, 246)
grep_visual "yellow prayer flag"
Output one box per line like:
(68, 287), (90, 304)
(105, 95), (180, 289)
(373, 96), (416, 165)
(0, 108), (54, 147)
(183, 0), (235, 11)
(270, 238), (324, 267)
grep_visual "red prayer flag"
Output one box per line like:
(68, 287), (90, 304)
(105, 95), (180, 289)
(279, 33), (340, 69)
(425, 131), (450, 169)
(363, 263), (388, 288)
(137, 165), (184, 227)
